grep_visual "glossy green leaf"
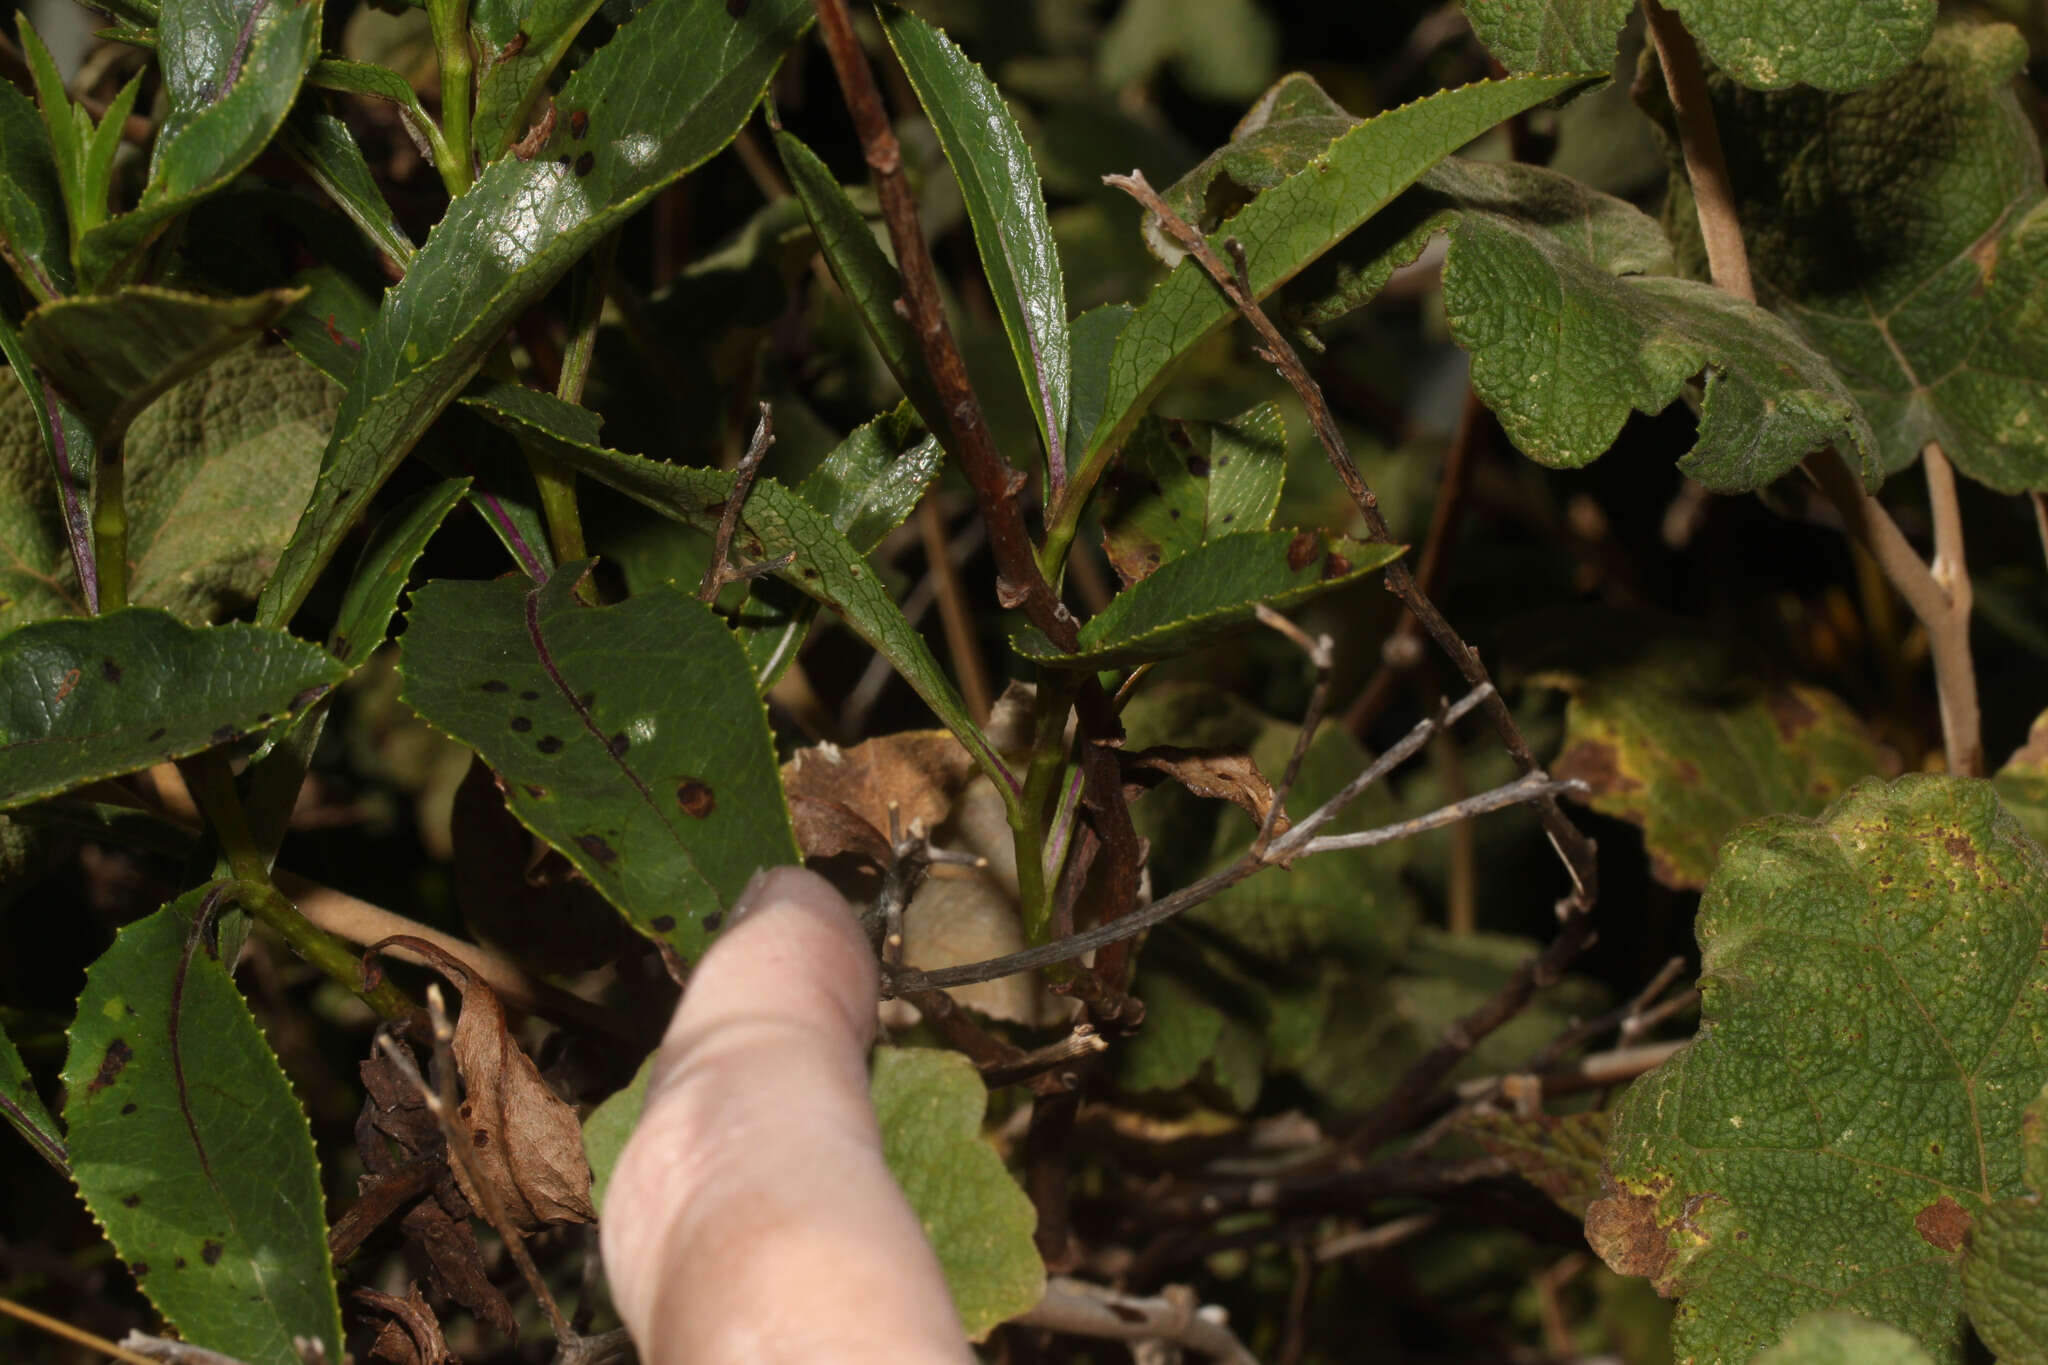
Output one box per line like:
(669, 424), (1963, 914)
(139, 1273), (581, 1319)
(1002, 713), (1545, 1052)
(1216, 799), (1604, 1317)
(304, 59), (450, 181)
(0, 1018), (65, 1173)
(581, 1050), (652, 1213)
(281, 109), (417, 269)
(0, 610), (343, 809)
(1097, 402), (1284, 585)
(1081, 71), (1598, 478)
(1668, 23), (2048, 490)
(1527, 621), (1892, 888)
(774, 129), (945, 427)
(460, 384), (1006, 785)
(20, 285), (305, 446)
(0, 309), (97, 626)
(1961, 1083), (2048, 1364)
(1587, 776), (2048, 1364)
(470, 0), (610, 158)
(1753, 1313), (1938, 1365)
(0, 80), (72, 300)
(1012, 529), (1402, 670)
(738, 403), (942, 686)
(80, 0), (322, 287)
(883, 10), (1070, 478)
(18, 21), (92, 242)
(398, 564), (799, 959)
(1993, 710), (2048, 849)
(64, 886), (342, 1364)
(256, 0), (812, 631)
(1463, 0), (1934, 91)
(329, 478), (469, 666)
(1060, 302), (1131, 475)
(870, 1048), (1043, 1340)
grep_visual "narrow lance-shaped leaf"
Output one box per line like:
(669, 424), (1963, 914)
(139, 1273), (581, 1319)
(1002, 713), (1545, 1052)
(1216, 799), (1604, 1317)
(399, 564), (799, 959)
(256, 0), (813, 631)
(774, 130), (945, 427)
(1079, 71), (1598, 484)
(461, 383), (1010, 789)
(0, 308), (98, 623)
(20, 285), (305, 447)
(0, 1019), (65, 1174)
(469, 0), (611, 159)
(281, 109), (418, 269)
(0, 80), (72, 300)
(1013, 529), (1403, 670)
(0, 611), (343, 809)
(79, 0), (323, 286)
(1588, 776), (2048, 1363)
(64, 885), (343, 1364)
(883, 10), (1070, 481)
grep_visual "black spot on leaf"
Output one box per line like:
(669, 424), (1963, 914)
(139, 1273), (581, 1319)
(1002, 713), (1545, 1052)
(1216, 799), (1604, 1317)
(120, 1102), (137, 1116)
(121, 1194), (140, 1207)
(651, 915), (676, 932)
(482, 680), (510, 693)
(175, 1258), (187, 1269)
(201, 1240), (223, 1266)
(522, 784), (548, 799)
(510, 716), (533, 732)
(473, 1129), (490, 1148)
(676, 779), (715, 818)
(578, 691), (596, 708)
(209, 725), (238, 745)
(132, 1262), (149, 1277)
(607, 732), (629, 757)
(574, 833), (618, 863)
(520, 689), (539, 701)
(89, 1039), (132, 1093)
(726, 0), (749, 15)
(538, 736), (564, 754)
(147, 727), (166, 742)
(703, 911), (723, 932)
(100, 658), (121, 683)
(574, 152), (595, 177)
(1185, 454), (1210, 477)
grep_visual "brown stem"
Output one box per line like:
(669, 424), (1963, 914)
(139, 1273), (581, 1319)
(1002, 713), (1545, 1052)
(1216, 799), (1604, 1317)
(698, 404), (777, 603)
(979, 1025), (1107, 1090)
(1643, 2), (1982, 776)
(810, 0), (1076, 650)
(918, 495), (993, 723)
(1011, 1279), (1258, 1364)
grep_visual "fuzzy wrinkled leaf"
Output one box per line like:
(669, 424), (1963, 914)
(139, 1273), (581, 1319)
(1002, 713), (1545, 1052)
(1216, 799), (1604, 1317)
(1084, 71), (1597, 471)
(884, 10), (1069, 478)
(1960, 1083), (2048, 1363)
(1588, 776), (2048, 1364)
(1012, 530), (1402, 670)
(81, 0), (321, 286)
(1458, 0), (1634, 79)
(64, 887), (342, 1364)
(0, 611), (342, 808)
(1097, 403), (1284, 585)
(398, 564), (797, 959)
(20, 286), (304, 445)
(460, 384), (1004, 784)
(1665, 23), (2048, 491)
(1528, 624), (1893, 888)
(1993, 710), (2048, 849)
(1754, 1313), (1938, 1365)
(870, 1048), (1044, 1340)
(257, 0), (811, 630)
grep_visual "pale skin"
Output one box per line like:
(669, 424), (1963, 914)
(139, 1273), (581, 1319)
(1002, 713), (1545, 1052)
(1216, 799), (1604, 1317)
(601, 866), (973, 1364)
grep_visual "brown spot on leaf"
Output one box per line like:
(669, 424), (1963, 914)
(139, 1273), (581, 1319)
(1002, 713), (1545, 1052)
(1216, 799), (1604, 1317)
(1585, 1185), (1678, 1288)
(1916, 1196), (1971, 1251)
(510, 716), (532, 732)
(481, 680), (510, 693)
(1185, 454), (1210, 478)
(1321, 551), (1351, 580)
(121, 1194), (140, 1207)
(574, 833), (617, 864)
(131, 1262), (149, 1277)
(522, 784), (548, 799)
(569, 109), (589, 139)
(1767, 688), (1817, 740)
(1552, 740), (1640, 798)
(574, 151), (595, 178)
(89, 1039), (132, 1093)
(676, 779), (715, 818)
(1285, 530), (1318, 572)
(201, 1240), (223, 1266)
(651, 915), (676, 933)
(607, 732), (630, 757)
(121, 1102), (137, 1115)
(1943, 832), (1978, 872)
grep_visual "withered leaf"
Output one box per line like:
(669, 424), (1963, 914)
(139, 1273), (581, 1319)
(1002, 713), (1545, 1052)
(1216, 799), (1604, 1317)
(367, 936), (596, 1231)
(782, 730), (977, 864)
(354, 1283), (452, 1365)
(1121, 744), (1289, 834)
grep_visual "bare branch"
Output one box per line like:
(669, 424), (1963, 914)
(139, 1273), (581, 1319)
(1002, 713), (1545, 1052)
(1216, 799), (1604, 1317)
(697, 403), (776, 604)
(0, 1299), (173, 1365)
(1012, 1278), (1261, 1364)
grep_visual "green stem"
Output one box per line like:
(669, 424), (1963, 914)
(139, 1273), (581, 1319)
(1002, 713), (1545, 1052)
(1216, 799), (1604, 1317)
(557, 230), (619, 407)
(426, 0), (474, 196)
(183, 750), (415, 1021)
(91, 438), (126, 611)
(1013, 672), (1082, 942)
(529, 453), (587, 564)
(1037, 441), (1120, 587)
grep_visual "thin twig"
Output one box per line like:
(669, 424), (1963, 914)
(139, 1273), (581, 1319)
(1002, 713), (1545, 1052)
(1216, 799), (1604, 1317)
(116, 1337), (252, 1365)
(1449, 1038), (1687, 1103)
(980, 1025), (1107, 1090)
(0, 1298), (169, 1365)
(1012, 1279), (1260, 1364)
(698, 404), (777, 603)
(1106, 170), (1599, 917)
(1312, 1212), (1439, 1262)
(1278, 773), (1582, 857)
(1641, 2), (1981, 776)
(375, 996), (576, 1345)
(1251, 604), (1333, 858)
(918, 495), (993, 723)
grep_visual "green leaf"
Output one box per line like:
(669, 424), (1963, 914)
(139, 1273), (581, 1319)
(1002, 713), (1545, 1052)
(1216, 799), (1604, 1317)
(398, 564), (799, 958)
(870, 1048), (1043, 1340)
(1587, 776), (2048, 1364)
(0, 610), (343, 809)
(1671, 22), (2048, 491)
(0, 310), (97, 626)
(581, 1051), (652, 1214)
(1961, 1083), (2048, 1364)
(883, 10), (1070, 478)
(470, 0), (610, 159)
(1526, 620), (1893, 889)
(1993, 710), (2048, 849)
(739, 403), (942, 687)
(1459, 0), (1635, 79)
(1118, 966), (1265, 1110)
(1098, 0), (1279, 104)
(0, 1017), (65, 1173)
(774, 129), (945, 428)
(1012, 529), (1402, 670)
(281, 109), (418, 268)
(329, 478), (469, 666)
(20, 285), (306, 446)
(1060, 302), (1131, 472)
(1753, 1312), (1939, 1365)
(0, 80), (73, 300)
(17, 21), (93, 240)
(64, 886), (342, 1364)
(80, 0), (322, 286)
(1097, 402), (1284, 585)
(1080, 71), (1598, 481)
(1463, 1110), (1611, 1219)
(459, 383), (1007, 786)
(256, 0), (812, 631)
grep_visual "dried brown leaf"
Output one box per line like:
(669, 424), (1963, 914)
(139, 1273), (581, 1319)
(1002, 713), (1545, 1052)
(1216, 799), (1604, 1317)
(354, 1283), (452, 1365)
(781, 730), (977, 863)
(1121, 744), (1288, 833)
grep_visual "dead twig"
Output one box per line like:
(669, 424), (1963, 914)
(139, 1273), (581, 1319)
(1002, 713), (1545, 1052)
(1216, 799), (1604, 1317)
(980, 1025), (1108, 1090)
(698, 403), (781, 603)
(919, 494), (994, 723)
(1012, 1278), (1260, 1364)
(0, 1298), (169, 1365)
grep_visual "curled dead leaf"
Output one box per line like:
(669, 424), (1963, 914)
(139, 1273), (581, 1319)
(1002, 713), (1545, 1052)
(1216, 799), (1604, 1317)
(365, 936), (596, 1231)
(781, 730), (977, 865)
(1120, 744), (1288, 834)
